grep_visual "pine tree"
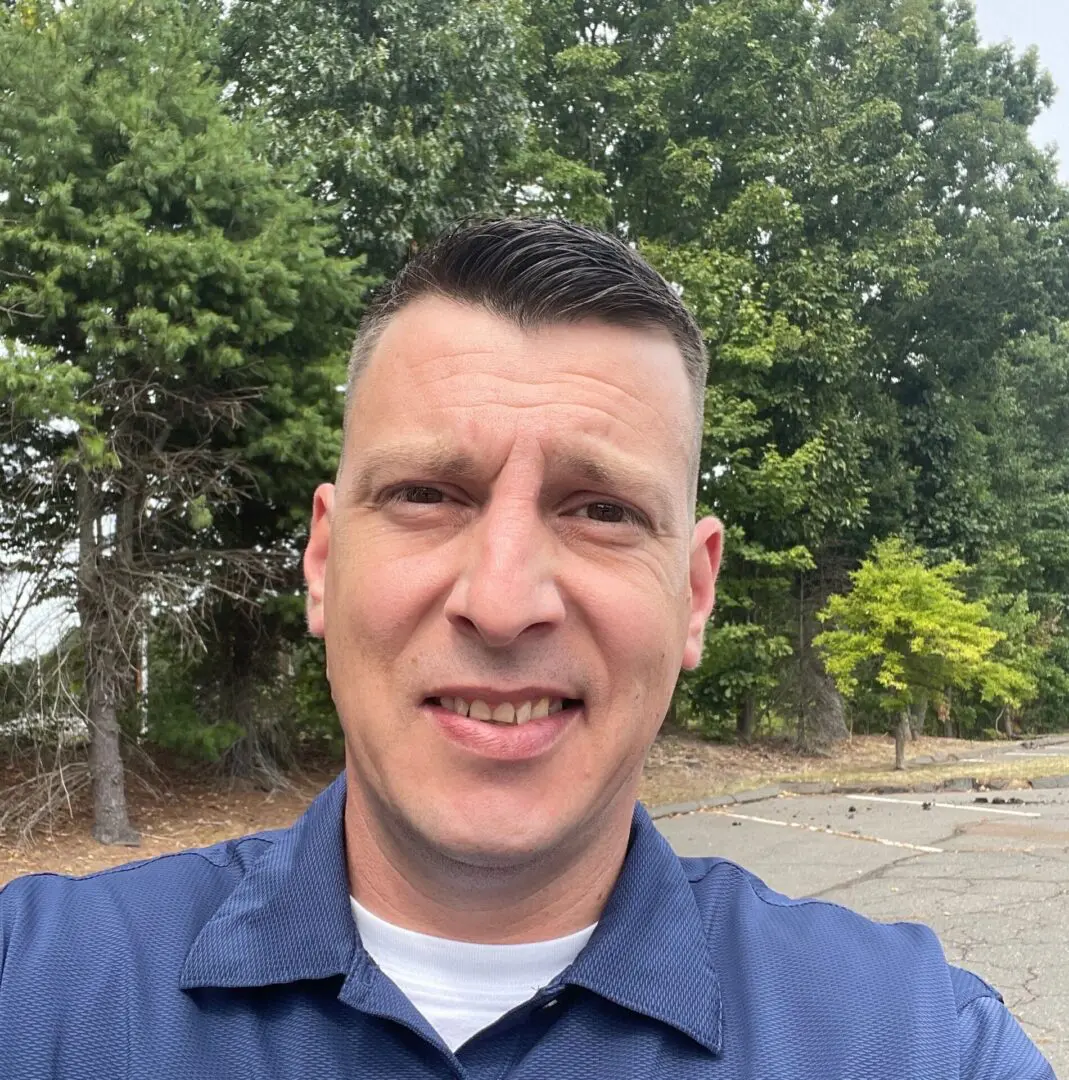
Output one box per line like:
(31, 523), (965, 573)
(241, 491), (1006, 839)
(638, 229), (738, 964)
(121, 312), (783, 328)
(0, 0), (364, 842)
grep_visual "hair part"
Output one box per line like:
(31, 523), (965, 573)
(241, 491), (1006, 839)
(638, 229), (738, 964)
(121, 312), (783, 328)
(343, 217), (708, 499)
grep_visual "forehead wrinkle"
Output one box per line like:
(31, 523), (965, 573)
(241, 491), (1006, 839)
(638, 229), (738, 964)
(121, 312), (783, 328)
(428, 373), (690, 462)
(521, 371), (691, 462)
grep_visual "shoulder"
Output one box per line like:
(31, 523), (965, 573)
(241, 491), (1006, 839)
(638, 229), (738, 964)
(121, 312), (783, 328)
(0, 828), (283, 979)
(679, 856), (1054, 1078)
(949, 968), (1055, 1079)
(682, 853), (947, 960)
(680, 855), (954, 1007)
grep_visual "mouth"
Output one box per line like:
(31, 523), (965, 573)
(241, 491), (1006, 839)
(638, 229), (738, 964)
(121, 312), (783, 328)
(424, 695), (584, 726)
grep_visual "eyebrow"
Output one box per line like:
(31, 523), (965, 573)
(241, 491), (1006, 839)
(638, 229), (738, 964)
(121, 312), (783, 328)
(345, 443), (481, 504)
(552, 451), (678, 528)
(345, 442), (680, 528)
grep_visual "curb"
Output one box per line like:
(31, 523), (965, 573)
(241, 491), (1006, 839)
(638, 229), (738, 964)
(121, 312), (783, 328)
(647, 772), (1069, 820)
(1029, 774), (1069, 789)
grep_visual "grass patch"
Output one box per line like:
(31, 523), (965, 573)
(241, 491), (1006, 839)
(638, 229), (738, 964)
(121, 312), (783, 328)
(639, 732), (1069, 806)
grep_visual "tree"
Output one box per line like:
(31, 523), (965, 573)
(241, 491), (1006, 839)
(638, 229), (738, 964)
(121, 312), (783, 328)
(812, 0), (1068, 559)
(0, 0), (362, 842)
(814, 538), (1035, 768)
(220, 0), (532, 272)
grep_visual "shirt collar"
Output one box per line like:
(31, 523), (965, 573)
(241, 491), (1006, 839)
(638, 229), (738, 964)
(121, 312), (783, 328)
(559, 804), (722, 1055)
(180, 773), (358, 990)
(179, 775), (721, 1055)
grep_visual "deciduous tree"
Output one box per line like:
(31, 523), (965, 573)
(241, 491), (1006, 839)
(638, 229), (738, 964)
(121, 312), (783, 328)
(815, 538), (1035, 768)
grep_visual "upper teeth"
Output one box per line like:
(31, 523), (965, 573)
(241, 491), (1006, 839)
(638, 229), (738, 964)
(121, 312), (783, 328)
(438, 697), (566, 724)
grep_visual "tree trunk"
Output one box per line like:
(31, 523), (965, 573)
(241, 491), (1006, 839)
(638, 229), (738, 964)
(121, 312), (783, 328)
(737, 693), (756, 743)
(664, 693), (678, 731)
(794, 569), (849, 754)
(909, 693), (927, 741)
(796, 572), (806, 747)
(217, 600), (291, 788)
(78, 469), (139, 847)
(939, 704), (952, 738)
(894, 711), (910, 771)
(796, 663), (849, 753)
(85, 646), (139, 845)
(938, 691), (954, 738)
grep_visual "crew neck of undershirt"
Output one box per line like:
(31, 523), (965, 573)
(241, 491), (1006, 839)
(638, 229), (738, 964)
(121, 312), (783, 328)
(350, 897), (596, 989)
(350, 897), (597, 1050)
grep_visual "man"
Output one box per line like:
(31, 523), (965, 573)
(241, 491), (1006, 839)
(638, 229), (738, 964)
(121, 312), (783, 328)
(0, 218), (1055, 1079)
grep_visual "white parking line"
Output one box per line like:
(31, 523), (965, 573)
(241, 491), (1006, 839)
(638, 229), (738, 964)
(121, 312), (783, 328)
(709, 809), (944, 854)
(845, 794), (1040, 818)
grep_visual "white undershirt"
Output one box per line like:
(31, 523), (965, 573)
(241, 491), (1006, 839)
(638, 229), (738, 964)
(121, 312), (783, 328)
(350, 898), (596, 1051)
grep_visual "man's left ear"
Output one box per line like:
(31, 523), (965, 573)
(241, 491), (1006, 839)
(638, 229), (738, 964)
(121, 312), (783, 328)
(681, 515), (723, 671)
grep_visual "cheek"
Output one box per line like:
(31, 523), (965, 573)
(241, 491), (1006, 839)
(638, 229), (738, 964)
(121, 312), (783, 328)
(581, 568), (689, 699)
(325, 535), (440, 664)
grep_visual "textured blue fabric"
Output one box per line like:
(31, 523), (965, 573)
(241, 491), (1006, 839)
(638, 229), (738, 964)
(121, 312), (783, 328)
(0, 773), (1055, 1079)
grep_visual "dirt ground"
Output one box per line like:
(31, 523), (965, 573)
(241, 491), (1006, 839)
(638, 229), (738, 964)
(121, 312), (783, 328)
(639, 731), (1069, 802)
(2, 732), (1067, 886)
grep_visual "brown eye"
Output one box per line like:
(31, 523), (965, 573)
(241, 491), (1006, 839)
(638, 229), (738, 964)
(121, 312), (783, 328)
(587, 502), (626, 522)
(581, 501), (644, 525)
(396, 486), (444, 504)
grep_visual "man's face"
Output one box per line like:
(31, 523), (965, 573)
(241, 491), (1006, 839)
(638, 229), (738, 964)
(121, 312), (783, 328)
(304, 295), (721, 868)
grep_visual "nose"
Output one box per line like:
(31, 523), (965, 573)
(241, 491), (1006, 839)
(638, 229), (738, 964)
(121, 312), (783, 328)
(443, 497), (566, 648)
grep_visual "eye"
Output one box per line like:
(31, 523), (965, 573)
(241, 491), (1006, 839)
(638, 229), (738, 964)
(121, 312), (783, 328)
(384, 485), (446, 505)
(577, 501), (645, 526)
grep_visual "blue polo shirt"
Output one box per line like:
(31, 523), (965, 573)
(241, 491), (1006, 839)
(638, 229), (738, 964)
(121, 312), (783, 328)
(0, 774), (1054, 1079)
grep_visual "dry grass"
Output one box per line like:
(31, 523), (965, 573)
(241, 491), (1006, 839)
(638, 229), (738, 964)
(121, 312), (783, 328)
(638, 731), (1069, 805)
(0, 764), (334, 887)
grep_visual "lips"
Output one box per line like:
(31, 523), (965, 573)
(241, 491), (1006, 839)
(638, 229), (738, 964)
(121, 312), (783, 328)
(426, 694), (580, 760)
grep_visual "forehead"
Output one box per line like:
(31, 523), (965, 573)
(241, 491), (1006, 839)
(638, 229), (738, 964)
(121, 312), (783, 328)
(344, 296), (695, 499)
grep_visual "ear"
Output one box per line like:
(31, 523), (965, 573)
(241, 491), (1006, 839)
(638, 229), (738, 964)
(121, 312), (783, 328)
(303, 484), (335, 638)
(681, 515), (723, 671)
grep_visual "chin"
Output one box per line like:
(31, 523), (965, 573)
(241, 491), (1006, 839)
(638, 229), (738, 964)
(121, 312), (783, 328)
(437, 840), (546, 872)
(420, 807), (569, 871)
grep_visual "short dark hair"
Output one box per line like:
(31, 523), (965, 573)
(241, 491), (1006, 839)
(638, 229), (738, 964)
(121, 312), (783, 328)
(344, 217), (708, 490)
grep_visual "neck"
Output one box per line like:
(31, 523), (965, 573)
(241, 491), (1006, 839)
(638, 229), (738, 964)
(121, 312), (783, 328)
(343, 779), (633, 944)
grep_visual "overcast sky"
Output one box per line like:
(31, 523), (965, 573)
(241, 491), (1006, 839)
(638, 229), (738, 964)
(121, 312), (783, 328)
(972, 0), (1069, 180)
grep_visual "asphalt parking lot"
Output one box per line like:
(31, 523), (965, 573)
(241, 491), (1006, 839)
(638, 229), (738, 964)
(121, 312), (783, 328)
(657, 784), (1069, 1077)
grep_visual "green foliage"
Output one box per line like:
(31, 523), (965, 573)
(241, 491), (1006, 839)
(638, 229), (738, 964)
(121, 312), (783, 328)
(136, 627), (343, 764)
(221, 0), (532, 272)
(140, 631), (244, 762)
(290, 639), (345, 757)
(6, 0), (1069, 773)
(0, 0), (364, 808)
(0, 343), (91, 428)
(682, 619), (794, 737)
(0, 0), (366, 500)
(815, 538), (1036, 719)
